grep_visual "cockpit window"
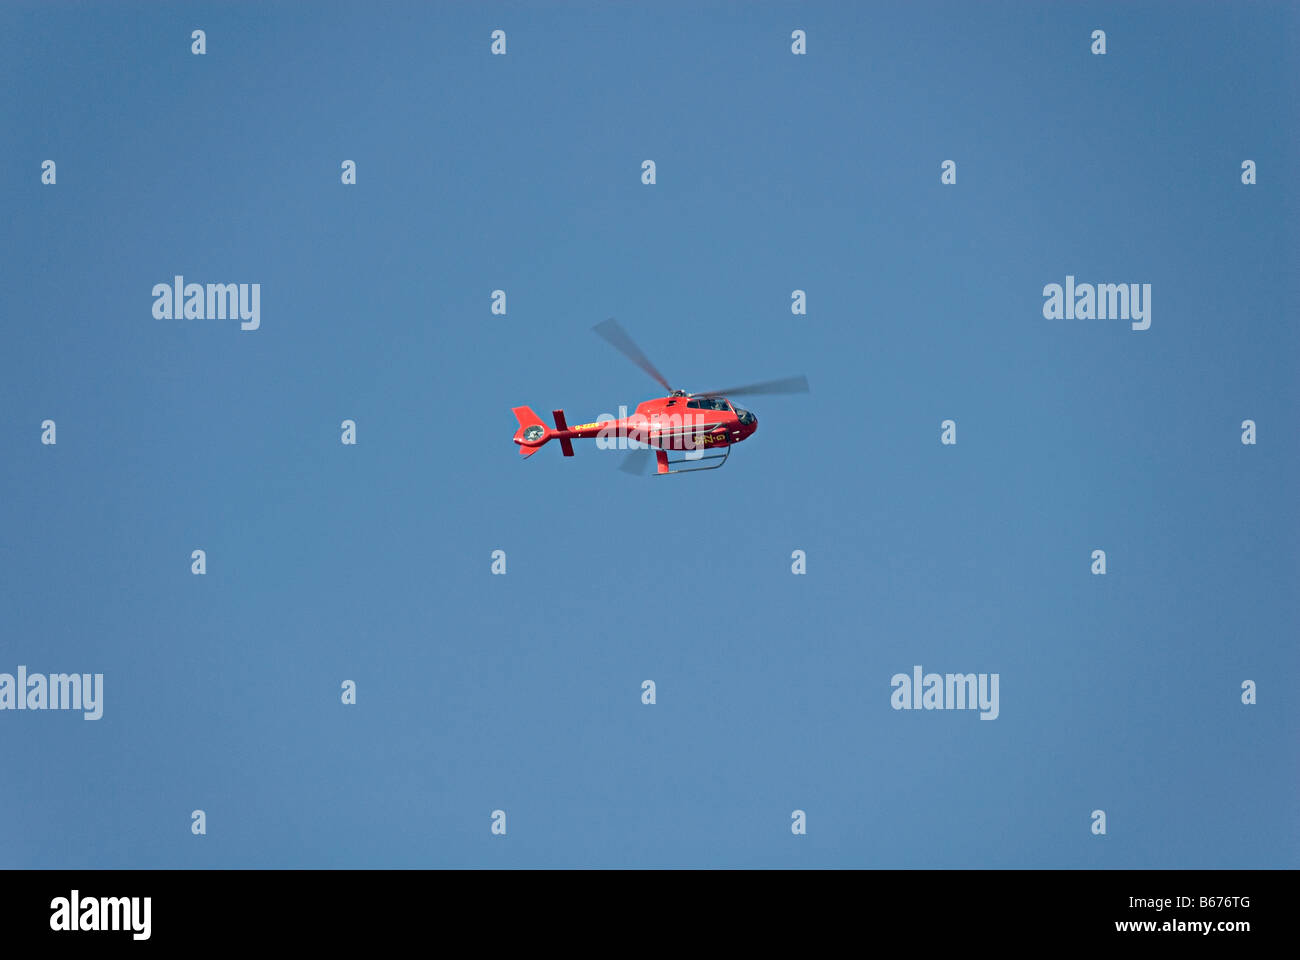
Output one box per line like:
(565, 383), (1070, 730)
(736, 407), (755, 425)
(687, 397), (731, 410)
(686, 397), (737, 412)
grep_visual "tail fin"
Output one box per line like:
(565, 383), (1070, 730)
(512, 406), (550, 457)
(512, 406), (578, 458)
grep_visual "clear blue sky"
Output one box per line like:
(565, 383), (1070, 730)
(1, 1), (1295, 868)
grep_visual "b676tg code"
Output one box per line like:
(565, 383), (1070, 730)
(1200, 897), (1250, 909)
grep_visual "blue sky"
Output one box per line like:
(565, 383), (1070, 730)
(1, 1), (1295, 868)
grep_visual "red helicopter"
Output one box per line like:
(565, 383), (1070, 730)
(511, 319), (809, 475)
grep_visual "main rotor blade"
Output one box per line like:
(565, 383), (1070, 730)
(618, 448), (655, 476)
(696, 375), (810, 398)
(593, 318), (672, 393)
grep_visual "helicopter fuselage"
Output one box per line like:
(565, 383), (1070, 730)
(565, 396), (757, 450)
(514, 395), (757, 458)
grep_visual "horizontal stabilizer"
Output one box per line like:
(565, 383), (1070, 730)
(552, 410), (575, 457)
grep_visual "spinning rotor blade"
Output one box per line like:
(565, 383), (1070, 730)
(618, 448), (655, 476)
(593, 318), (673, 393)
(695, 374), (810, 398)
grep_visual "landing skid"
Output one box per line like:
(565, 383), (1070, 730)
(654, 445), (730, 475)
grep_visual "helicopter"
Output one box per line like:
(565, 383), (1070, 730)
(511, 318), (809, 475)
